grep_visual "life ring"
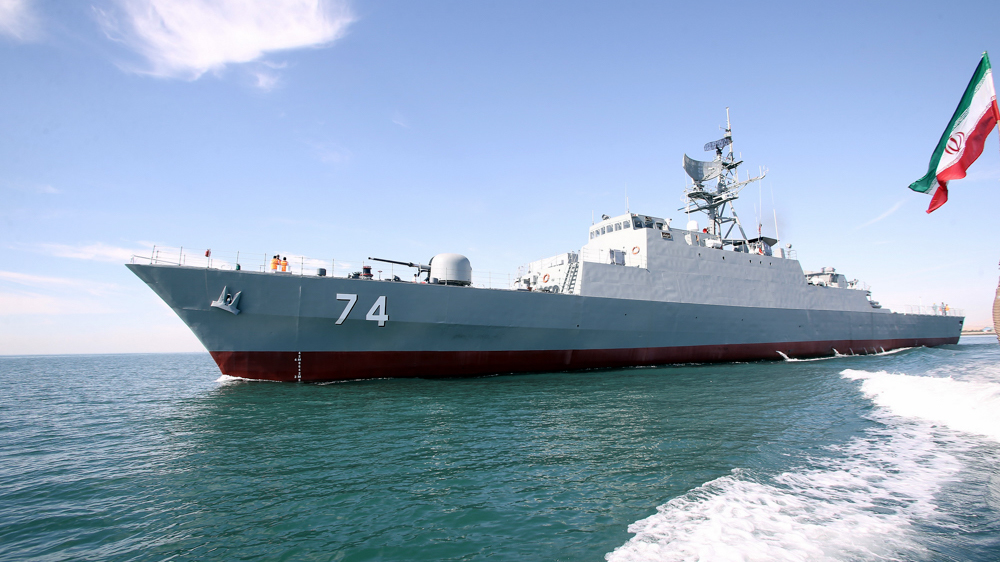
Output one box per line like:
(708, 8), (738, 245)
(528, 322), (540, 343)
(632, 246), (640, 255)
(542, 274), (550, 283)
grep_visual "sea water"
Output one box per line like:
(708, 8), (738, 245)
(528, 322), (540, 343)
(1, 337), (998, 561)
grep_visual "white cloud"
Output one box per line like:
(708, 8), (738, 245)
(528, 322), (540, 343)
(0, 291), (115, 315)
(962, 161), (1000, 182)
(0, 0), (39, 41)
(0, 182), (61, 194)
(309, 141), (352, 164)
(0, 268), (133, 318)
(857, 200), (905, 229)
(34, 242), (151, 263)
(99, 0), (353, 81)
(0, 271), (125, 316)
(252, 68), (280, 90)
(0, 271), (121, 295)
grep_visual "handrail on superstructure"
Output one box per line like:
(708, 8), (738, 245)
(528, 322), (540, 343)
(903, 304), (965, 317)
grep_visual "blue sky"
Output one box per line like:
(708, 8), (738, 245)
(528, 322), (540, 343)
(1, 0), (998, 354)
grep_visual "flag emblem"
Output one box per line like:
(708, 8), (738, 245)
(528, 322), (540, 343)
(945, 132), (965, 155)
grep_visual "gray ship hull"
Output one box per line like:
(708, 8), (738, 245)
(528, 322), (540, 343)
(128, 264), (963, 382)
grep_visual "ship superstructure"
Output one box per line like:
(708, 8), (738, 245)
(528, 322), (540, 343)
(128, 115), (963, 382)
(514, 112), (877, 313)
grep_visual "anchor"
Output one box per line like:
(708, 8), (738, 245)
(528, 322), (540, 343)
(210, 286), (242, 315)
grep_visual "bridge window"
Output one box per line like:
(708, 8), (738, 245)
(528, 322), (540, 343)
(615, 223), (622, 231)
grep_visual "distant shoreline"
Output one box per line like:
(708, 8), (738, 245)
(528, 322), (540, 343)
(960, 331), (996, 336)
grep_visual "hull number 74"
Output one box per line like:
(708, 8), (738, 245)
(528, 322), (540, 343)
(336, 294), (389, 327)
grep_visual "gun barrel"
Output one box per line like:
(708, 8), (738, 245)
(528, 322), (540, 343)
(368, 257), (430, 271)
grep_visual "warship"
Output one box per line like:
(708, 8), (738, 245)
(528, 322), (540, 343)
(128, 115), (964, 382)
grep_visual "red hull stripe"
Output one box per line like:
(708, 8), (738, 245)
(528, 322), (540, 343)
(210, 337), (959, 382)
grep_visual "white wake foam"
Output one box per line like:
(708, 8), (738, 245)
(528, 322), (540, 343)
(841, 369), (1000, 443)
(776, 347), (913, 362)
(606, 424), (958, 562)
(610, 353), (1000, 561)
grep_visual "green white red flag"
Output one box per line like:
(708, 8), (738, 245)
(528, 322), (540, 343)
(909, 52), (1000, 213)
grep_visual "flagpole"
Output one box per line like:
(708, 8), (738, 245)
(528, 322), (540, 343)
(994, 97), (1000, 156)
(990, 51), (1000, 158)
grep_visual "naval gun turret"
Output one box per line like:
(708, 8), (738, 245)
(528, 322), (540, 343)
(370, 253), (473, 285)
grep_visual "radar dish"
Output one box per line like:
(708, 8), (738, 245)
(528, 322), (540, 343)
(683, 154), (722, 183)
(703, 137), (732, 152)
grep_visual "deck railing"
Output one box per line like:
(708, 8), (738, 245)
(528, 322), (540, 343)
(131, 246), (517, 290)
(903, 304), (965, 317)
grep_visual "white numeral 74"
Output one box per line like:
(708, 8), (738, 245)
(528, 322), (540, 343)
(335, 294), (357, 325)
(366, 296), (388, 327)
(336, 294), (388, 327)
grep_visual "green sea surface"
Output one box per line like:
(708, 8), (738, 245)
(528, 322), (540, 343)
(2, 338), (999, 561)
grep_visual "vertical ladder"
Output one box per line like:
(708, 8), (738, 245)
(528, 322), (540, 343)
(561, 262), (579, 295)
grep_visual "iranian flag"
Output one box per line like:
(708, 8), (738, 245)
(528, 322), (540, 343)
(909, 52), (1000, 213)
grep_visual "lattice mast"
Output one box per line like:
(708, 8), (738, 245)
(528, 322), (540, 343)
(680, 108), (766, 248)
